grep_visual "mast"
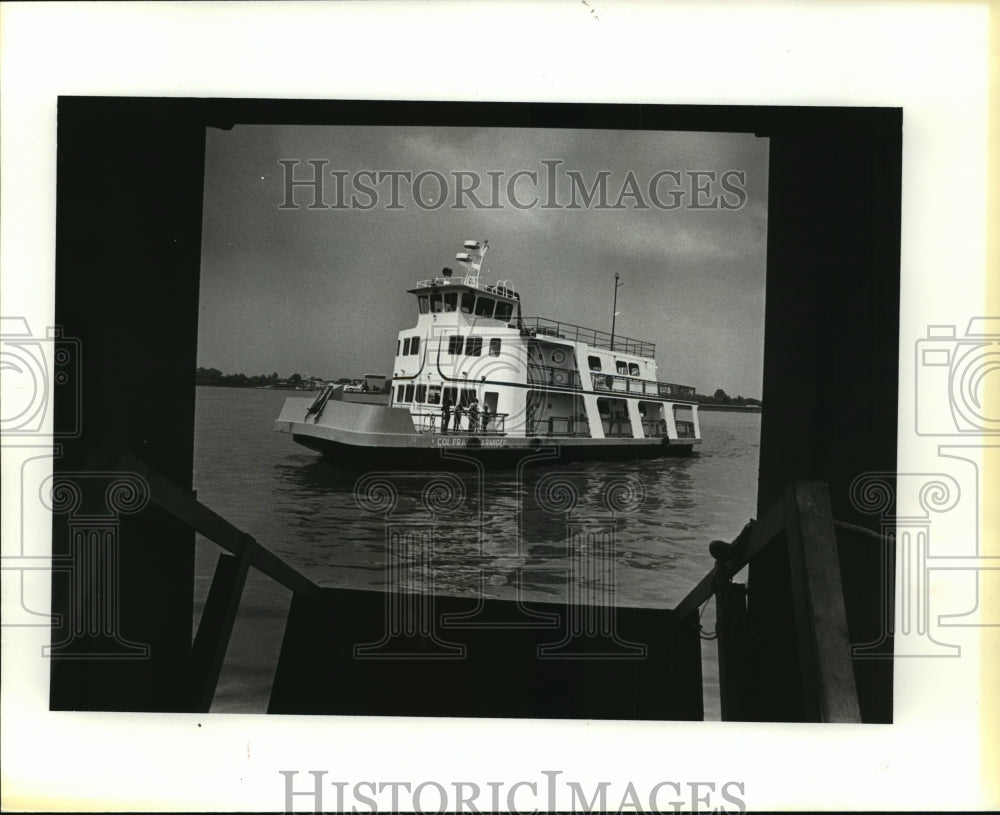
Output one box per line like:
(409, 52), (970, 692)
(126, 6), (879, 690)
(456, 239), (488, 287)
(611, 271), (622, 351)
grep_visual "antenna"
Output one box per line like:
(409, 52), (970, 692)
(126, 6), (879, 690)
(610, 272), (623, 351)
(456, 239), (488, 287)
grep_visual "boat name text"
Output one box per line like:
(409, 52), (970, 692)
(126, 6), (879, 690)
(435, 437), (508, 448)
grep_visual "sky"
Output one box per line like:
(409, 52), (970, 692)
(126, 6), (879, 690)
(198, 124), (768, 398)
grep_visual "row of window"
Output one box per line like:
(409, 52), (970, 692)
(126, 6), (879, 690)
(588, 355), (641, 377)
(418, 292), (515, 322)
(397, 336), (421, 356)
(395, 383), (478, 406)
(400, 337), (644, 377)
(397, 335), (503, 358)
(448, 336), (502, 357)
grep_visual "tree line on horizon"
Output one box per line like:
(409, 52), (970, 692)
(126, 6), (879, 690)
(195, 367), (391, 391)
(195, 367), (285, 388)
(695, 388), (762, 407)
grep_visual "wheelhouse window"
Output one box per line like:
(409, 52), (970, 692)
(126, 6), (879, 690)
(460, 388), (476, 406)
(404, 384), (414, 402)
(430, 292), (443, 312)
(465, 337), (483, 356)
(461, 293), (475, 314)
(474, 297), (495, 318)
(448, 335), (463, 355)
(444, 292), (458, 312)
(396, 385), (404, 401)
(427, 384), (441, 405)
(403, 338), (411, 355)
(418, 295), (429, 314)
(628, 362), (640, 377)
(410, 336), (420, 355)
(588, 355), (602, 371)
(494, 301), (513, 322)
(415, 384), (427, 402)
(489, 338), (502, 357)
(444, 386), (458, 404)
(616, 360), (628, 375)
(396, 340), (400, 356)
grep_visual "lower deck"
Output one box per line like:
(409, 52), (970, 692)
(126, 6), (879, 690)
(276, 394), (699, 466)
(324, 383), (702, 444)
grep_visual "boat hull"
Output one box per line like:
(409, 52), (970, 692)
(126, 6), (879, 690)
(291, 431), (696, 468)
(277, 397), (698, 468)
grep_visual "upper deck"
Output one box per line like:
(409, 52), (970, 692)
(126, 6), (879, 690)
(413, 276), (519, 302)
(520, 317), (655, 358)
(408, 240), (657, 359)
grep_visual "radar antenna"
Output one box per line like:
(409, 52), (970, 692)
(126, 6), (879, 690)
(455, 239), (488, 287)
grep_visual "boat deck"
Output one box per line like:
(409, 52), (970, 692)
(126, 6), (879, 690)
(522, 316), (656, 358)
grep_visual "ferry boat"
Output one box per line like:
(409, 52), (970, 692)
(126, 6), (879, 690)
(275, 240), (701, 465)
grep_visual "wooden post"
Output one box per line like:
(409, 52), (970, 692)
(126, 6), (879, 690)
(188, 544), (251, 712)
(715, 581), (749, 721)
(667, 611), (705, 721)
(784, 482), (862, 722)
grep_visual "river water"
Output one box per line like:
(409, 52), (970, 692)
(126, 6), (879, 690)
(192, 387), (760, 715)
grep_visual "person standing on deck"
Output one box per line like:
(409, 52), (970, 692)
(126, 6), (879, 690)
(481, 403), (491, 434)
(454, 402), (464, 433)
(441, 396), (452, 433)
(468, 398), (480, 433)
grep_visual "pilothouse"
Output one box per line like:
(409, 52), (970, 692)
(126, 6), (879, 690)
(276, 239), (701, 463)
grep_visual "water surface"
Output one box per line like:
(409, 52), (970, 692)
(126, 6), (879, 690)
(193, 387), (760, 714)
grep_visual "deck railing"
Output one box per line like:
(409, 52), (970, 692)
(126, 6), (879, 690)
(601, 417), (634, 437)
(414, 277), (519, 299)
(591, 372), (696, 400)
(411, 411), (508, 434)
(641, 419), (668, 437)
(672, 482), (863, 722)
(675, 420), (696, 439)
(116, 452), (321, 712)
(523, 317), (656, 358)
(526, 416), (591, 437)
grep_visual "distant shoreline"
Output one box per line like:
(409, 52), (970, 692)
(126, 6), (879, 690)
(196, 383), (318, 391)
(697, 404), (762, 413)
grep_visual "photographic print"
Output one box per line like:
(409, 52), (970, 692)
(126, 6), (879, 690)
(2, 3), (994, 812)
(196, 121), (768, 718)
